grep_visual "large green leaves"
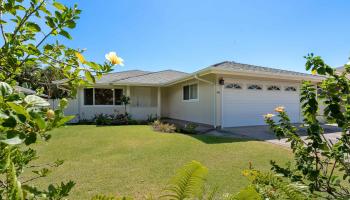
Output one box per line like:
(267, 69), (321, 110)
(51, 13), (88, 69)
(162, 160), (208, 200)
(6, 153), (24, 200)
(26, 22), (41, 32)
(1, 137), (23, 145)
(24, 95), (50, 107)
(0, 82), (13, 97)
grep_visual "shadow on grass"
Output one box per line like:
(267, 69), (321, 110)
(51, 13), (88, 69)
(183, 133), (257, 144)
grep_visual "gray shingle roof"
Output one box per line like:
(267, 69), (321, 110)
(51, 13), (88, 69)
(96, 70), (151, 83)
(109, 70), (189, 85)
(14, 86), (48, 98)
(210, 61), (320, 78)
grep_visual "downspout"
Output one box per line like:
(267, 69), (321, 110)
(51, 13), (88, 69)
(194, 74), (216, 128)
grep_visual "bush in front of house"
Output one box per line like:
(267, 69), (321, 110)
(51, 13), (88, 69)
(179, 122), (198, 134)
(152, 120), (176, 133)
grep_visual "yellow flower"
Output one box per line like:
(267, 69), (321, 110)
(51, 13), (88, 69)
(275, 106), (285, 113)
(311, 69), (317, 75)
(264, 113), (275, 119)
(242, 170), (250, 177)
(75, 52), (86, 63)
(105, 51), (124, 66)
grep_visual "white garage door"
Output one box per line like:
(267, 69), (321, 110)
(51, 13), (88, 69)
(222, 81), (301, 127)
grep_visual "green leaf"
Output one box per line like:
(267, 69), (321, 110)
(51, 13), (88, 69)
(163, 161), (208, 200)
(29, 111), (46, 129)
(45, 16), (56, 28)
(26, 22), (41, 32)
(56, 115), (75, 126)
(234, 186), (262, 200)
(84, 71), (95, 83)
(53, 2), (66, 11)
(85, 61), (102, 71)
(7, 157), (24, 199)
(24, 132), (37, 145)
(59, 30), (72, 39)
(0, 111), (9, 119)
(66, 20), (76, 29)
(7, 102), (30, 119)
(1, 136), (23, 145)
(24, 95), (50, 107)
(2, 116), (17, 128)
(0, 82), (13, 97)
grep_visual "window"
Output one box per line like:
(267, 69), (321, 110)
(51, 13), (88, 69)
(183, 84), (198, 101)
(95, 89), (113, 105)
(84, 88), (124, 105)
(226, 83), (242, 89)
(84, 88), (93, 105)
(267, 85), (280, 91)
(114, 89), (123, 105)
(285, 86), (297, 92)
(247, 84), (262, 90)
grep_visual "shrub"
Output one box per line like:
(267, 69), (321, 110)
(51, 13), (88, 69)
(152, 120), (176, 133)
(255, 54), (350, 199)
(182, 123), (198, 134)
(147, 114), (158, 123)
(94, 113), (113, 125)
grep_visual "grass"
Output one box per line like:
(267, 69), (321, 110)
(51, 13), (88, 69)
(28, 125), (292, 199)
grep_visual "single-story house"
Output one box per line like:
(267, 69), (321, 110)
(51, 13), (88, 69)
(64, 61), (324, 128)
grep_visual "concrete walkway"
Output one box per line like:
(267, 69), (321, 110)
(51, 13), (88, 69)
(206, 124), (342, 148)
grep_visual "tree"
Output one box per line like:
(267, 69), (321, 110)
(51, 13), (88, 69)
(258, 54), (350, 199)
(0, 0), (122, 199)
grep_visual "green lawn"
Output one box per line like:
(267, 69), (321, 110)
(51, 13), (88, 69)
(28, 125), (292, 199)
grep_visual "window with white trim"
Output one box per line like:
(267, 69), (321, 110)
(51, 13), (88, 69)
(226, 83), (242, 89)
(267, 85), (280, 91)
(183, 84), (198, 101)
(247, 84), (262, 90)
(84, 88), (124, 105)
(84, 88), (93, 105)
(285, 86), (297, 92)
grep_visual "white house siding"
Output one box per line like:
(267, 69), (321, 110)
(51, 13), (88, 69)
(77, 86), (126, 120)
(68, 86), (158, 121)
(162, 74), (216, 125)
(48, 98), (79, 123)
(129, 86), (158, 119)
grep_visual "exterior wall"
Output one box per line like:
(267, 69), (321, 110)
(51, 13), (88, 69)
(129, 86), (158, 119)
(48, 98), (79, 123)
(161, 74), (216, 125)
(74, 86), (157, 121)
(78, 86), (126, 120)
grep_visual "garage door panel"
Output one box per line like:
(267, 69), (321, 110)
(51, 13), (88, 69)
(222, 86), (300, 127)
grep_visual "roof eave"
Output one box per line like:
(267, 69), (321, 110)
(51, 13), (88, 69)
(211, 69), (324, 82)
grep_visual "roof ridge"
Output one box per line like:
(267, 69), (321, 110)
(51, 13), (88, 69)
(105, 69), (150, 75)
(155, 69), (189, 74)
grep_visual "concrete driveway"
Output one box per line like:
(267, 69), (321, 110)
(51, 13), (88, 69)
(208, 124), (342, 148)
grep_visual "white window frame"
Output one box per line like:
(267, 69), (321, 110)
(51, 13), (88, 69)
(83, 88), (124, 107)
(182, 83), (199, 102)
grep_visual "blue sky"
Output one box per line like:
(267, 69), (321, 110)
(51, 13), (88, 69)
(59, 0), (350, 73)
